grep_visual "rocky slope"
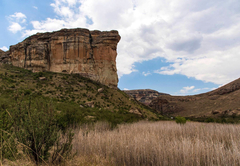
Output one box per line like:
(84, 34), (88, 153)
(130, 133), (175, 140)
(2, 28), (120, 88)
(0, 64), (159, 123)
(124, 89), (169, 105)
(149, 78), (240, 118)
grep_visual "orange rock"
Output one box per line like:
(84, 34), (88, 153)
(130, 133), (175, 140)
(8, 28), (121, 88)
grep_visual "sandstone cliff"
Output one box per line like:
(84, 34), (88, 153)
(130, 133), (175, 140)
(124, 89), (169, 105)
(6, 28), (121, 87)
(0, 49), (10, 64)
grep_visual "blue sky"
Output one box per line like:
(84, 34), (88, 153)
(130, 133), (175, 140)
(1, 0), (240, 95)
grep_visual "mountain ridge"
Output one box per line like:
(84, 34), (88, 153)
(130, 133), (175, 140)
(149, 77), (240, 118)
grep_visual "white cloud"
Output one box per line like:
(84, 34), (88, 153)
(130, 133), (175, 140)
(7, 12), (27, 33)
(33, 6), (38, 9)
(180, 86), (195, 94)
(123, 88), (129, 90)
(0, 46), (8, 51)
(8, 12), (26, 23)
(179, 86), (213, 95)
(142, 71), (151, 76)
(11, 0), (240, 85)
(8, 22), (24, 33)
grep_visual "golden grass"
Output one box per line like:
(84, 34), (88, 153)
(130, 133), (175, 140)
(3, 121), (240, 166)
(72, 121), (240, 166)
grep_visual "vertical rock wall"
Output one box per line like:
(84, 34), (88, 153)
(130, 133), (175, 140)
(8, 28), (121, 87)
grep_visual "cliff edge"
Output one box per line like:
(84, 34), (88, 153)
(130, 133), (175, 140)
(3, 28), (121, 88)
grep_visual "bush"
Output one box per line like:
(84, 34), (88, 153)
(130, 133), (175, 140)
(0, 104), (18, 161)
(175, 116), (186, 124)
(205, 117), (215, 123)
(8, 96), (73, 165)
(24, 89), (32, 95)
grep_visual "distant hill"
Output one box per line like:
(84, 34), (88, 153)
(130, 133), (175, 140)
(149, 78), (240, 119)
(0, 64), (159, 126)
(124, 89), (169, 105)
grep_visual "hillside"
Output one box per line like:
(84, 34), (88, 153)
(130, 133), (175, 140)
(124, 89), (169, 105)
(149, 78), (240, 119)
(0, 64), (159, 126)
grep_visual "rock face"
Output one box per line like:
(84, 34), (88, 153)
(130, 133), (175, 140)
(7, 28), (121, 87)
(0, 50), (10, 64)
(0, 49), (4, 57)
(124, 89), (169, 105)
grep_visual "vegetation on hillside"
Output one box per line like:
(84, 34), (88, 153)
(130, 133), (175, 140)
(0, 64), (160, 164)
(0, 64), (159, 125)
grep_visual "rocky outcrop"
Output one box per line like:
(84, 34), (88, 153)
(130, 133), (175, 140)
(124, 89), (169, 105)
(0, 49), (4, 57)
(0, 50), (10, 64)
(149, 98), (183, 114)
(6, 28), (121, 87)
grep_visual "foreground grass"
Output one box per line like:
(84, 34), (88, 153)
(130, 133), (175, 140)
(71, 121), (240, 166)
(3, 121), (240, 165)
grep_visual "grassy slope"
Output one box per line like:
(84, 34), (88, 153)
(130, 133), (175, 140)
(156, 78), (240, 120)
(0, 64), (159, 126)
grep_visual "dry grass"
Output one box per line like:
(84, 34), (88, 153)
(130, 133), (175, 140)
(3, 121), (240, 166)
(72, 121), (240, 166)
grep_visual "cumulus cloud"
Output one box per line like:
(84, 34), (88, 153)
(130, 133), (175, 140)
(33, 6), (38, 9)
(11, 0), (240, 85)
(7, 12), (26, 33)
(0, 46), (8, 51)
(180, 86), (195, 94)
(8, 22), (24, 33)
(9, 12), (26, 23)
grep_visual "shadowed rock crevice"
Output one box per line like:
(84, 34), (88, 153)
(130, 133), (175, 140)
(88, 32), (94, 61)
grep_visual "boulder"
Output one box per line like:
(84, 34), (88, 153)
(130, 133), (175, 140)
(85, 101), (94, 108)
(98, 88), (104, 93)
(129, 108), (142, 116)
(39, 77), (46, 80)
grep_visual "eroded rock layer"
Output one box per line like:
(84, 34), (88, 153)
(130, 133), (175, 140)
(7, 28), (121, 87)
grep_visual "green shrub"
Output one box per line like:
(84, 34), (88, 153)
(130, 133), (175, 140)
(0, 104), (18, 161)
(24, 89), (32, 95)
(175, 116), (186, 124)
(205, 117), (215, 123)
(8, 96), (73, 165)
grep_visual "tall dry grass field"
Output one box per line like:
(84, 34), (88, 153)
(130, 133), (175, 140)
(72, 121), (240, 166)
